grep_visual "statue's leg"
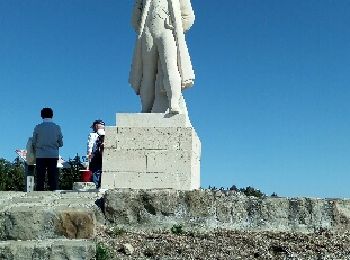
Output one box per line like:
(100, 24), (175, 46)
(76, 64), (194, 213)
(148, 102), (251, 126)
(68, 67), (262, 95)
(157, 29), (182, 114)
(151, 61), (170, 113)
(140, 28), (158, 113)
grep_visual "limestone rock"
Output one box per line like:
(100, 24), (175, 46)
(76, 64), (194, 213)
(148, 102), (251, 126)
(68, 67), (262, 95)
(120, 243), (134, 255)
(0, 191), (102, 240)
(55, 208), (96, 239)
(101, 113), (201, 191)
(105, 189), (350, 233)
(0, 240), (95, 260)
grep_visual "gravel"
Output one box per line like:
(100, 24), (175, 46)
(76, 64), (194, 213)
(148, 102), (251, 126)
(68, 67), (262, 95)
(96, 225), (350, 259)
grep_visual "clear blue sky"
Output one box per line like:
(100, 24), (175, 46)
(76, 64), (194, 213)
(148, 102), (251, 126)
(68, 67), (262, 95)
(1, 0), (349, 198)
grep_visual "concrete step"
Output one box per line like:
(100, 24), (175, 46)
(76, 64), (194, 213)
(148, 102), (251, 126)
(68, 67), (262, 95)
(0, 191), (105, 241)
(0, 239), (95, 260)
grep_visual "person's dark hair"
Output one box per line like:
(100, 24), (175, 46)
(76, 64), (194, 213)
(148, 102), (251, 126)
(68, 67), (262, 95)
(41, 107), (54, 119)
(91, 119), (105, 129)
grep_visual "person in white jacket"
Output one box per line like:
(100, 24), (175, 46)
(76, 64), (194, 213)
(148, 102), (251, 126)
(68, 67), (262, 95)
(87, 119), (105, 187)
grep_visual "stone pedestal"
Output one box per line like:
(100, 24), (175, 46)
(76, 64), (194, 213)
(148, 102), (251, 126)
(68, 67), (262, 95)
(101, 113), (201, 190)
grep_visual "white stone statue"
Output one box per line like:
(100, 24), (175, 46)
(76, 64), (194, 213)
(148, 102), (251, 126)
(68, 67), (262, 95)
(129, 0), (195, 115)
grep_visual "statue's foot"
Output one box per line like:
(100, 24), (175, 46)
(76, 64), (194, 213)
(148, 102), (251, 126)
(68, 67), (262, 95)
(169, 106), (180, 115)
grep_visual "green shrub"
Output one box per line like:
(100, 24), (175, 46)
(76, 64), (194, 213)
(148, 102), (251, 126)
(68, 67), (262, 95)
(106, 226), (126, 237)
(59, 155), (85, 190)
(96, 242), (111, 260)
(209, 184), (267, 198)
(0, 158), (25, 191)
(0, 155), (86, 191)
(240, 186), (265, 198)
(112, 226), (126, 236)
(171, 224), (183, 235)
(271, 192), (278, 197)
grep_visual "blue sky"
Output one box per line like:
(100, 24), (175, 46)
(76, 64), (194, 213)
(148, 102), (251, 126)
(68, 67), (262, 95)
(0, 0), (349, 198)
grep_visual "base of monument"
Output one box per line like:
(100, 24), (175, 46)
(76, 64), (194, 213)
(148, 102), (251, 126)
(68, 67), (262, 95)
(72, 182), (97, 191)
(101, 113), (201, 190)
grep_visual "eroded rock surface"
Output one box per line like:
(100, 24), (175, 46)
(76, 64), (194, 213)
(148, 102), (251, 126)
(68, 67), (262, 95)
(1, 189), (350, 259)
(0, 240), (95, 260)
(0, 191), (102, 241)
(105, 189), (350, 233)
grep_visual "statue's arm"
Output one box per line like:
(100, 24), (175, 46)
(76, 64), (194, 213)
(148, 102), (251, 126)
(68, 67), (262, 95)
(131, 0), (143, 33)
(179, 0), (195, 32)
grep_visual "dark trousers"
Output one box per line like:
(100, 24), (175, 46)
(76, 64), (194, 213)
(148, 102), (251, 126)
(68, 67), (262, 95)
(89, 152), (102, 188)
(35, 158), (58, 191)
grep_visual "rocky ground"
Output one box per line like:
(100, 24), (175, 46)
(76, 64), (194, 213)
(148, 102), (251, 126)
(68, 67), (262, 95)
(96, 226), (350, 260)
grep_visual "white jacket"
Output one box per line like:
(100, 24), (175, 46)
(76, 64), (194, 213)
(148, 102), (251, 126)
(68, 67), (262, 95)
(87, 132), (99, 155)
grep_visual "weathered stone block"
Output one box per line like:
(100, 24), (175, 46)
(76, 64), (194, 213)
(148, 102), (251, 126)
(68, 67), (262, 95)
(54, 208), (96, 239)
(113, 127), (180, 150)
(104, 189), (350, 233)
(178, 127), (201, 155)
(145, 150), (192, 172)
(105, 189), (186, 226)
(0, 192), (101, 241)
(101, 171), (182, 190)
(0, 240), (96, 260)
(101, 113), (201, 190)
(332, 200), (350, 230)
(103, 150), (146, 172)
(186, 190), (216, 218)
(116, 113), (191, 127)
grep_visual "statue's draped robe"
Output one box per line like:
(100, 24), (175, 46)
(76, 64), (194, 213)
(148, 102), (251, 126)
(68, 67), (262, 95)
(129, 0), (195, 94)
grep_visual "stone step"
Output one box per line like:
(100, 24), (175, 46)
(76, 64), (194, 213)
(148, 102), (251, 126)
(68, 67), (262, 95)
(0, 191), (105, 241)
(0, 239), (95, 260)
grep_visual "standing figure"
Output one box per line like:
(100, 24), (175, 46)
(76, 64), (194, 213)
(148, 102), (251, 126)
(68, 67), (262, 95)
(129, 0), (195, 114)
(32, 107), (63, 191)
(87, 119), (105, 188)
